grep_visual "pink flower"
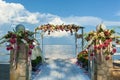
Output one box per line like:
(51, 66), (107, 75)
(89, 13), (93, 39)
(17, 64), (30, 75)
(109, 38), (112, 42)
(105, 39), (110, 44)
(98, 44), (103, 49)
(103, 42), (109, 47)
(112, 48), (117, 53)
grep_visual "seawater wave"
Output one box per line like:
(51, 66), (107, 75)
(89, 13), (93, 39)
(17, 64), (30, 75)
(43, 45), (76, 59)
(0, 45), (10, 63)
(0, 44), (120, 63)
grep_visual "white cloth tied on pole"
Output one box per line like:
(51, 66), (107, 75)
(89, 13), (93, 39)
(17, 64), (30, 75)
(31, 41), (44, 62)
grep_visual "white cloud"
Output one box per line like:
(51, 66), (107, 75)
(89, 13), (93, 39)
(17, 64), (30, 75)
(62, 16), (102, 26)
(49, 17), (64, 25)
(0, 0), (39, 25)
(44, 31), (69, 38)
(104, 21), (120, 26)
(116, 11), (120, 16)
(62, 16), (120, 27)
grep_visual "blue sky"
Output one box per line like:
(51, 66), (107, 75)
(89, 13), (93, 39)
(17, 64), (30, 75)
(5, 0), (120, 20)
(0, 0), (120, 44)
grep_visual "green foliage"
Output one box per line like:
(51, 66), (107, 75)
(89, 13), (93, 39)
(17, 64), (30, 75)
(0, 30), (35, 45)
(77, 50), (88, 67)
(32, 56), (42, 67)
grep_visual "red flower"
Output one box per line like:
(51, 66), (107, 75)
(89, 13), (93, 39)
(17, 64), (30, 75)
(94, 46), (98, 50)
(98, 44), (103, 49)
(6, 46), (13, 50)
(10, 46), (13, 50)
(112, 48), (117, 53)
(6, 47), (10, 50)
(104, 31), (109, 36)
(90, 53), (94, 56)
(9, 38), (16, 44)
(28, 51), (32, 56)
(29, 44), (34, 49)
(103, 42), (109, 47)
(105, 56), (110, 60)
(17, 46), (20, 49)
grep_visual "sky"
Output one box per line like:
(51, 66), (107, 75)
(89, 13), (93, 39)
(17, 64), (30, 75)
(0, 0), (120, 44)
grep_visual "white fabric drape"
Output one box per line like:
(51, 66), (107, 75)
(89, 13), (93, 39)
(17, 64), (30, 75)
(31, 41), (44, 62)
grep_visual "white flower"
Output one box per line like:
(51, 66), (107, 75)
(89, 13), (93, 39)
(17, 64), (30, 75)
(96, 23), (106, 31)
(21, 39), (27, 43)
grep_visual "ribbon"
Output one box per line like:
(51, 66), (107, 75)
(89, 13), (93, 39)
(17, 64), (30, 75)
(28, 48), (31, 64)
(11, 40), (18, 69)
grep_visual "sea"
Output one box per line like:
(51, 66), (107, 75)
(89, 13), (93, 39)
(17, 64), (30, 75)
(0, 44), (120, 63)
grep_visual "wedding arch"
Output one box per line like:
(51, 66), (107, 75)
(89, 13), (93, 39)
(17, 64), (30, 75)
(35, 24), (85, 57)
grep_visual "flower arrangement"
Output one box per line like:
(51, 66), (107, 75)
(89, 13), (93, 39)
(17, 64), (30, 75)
(35, 24), (83, 35)
(116, 39), (120, 44)
(85, 24), (117, 60)
(0, 24), (37, 70)
(85, 29), (115, 42)
(77, 50), (88, 60)
(0, 26), (35, 56)
(77, 50), (88, 70)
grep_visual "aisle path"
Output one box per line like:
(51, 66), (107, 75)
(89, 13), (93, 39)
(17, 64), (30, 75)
(32, 58), (90, 80)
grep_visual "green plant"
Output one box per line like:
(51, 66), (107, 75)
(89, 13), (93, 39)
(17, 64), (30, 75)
(77, 50), (88, 68)
(32, 56), (42, 67)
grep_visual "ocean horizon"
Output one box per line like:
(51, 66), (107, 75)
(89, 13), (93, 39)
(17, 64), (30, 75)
(0, 44), (120, 63)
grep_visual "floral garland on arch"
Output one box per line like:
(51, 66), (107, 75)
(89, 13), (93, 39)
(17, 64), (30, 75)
(35, 24), (83, 35)
(85, 24), (117, 61)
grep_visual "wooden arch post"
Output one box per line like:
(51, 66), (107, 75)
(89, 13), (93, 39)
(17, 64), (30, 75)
(75, 27), (84, 56)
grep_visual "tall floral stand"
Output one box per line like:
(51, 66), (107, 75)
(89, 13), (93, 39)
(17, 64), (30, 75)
(10, 43), (31, 80)
(0, 24), (34, 80)
(86, 24), (116, 80)
(95, 54), (113, 80)
(94, 41), (113, 80)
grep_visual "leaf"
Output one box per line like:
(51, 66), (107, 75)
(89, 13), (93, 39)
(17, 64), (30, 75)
(28, 36), (34, 40)
(0, 39), (9, 44)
